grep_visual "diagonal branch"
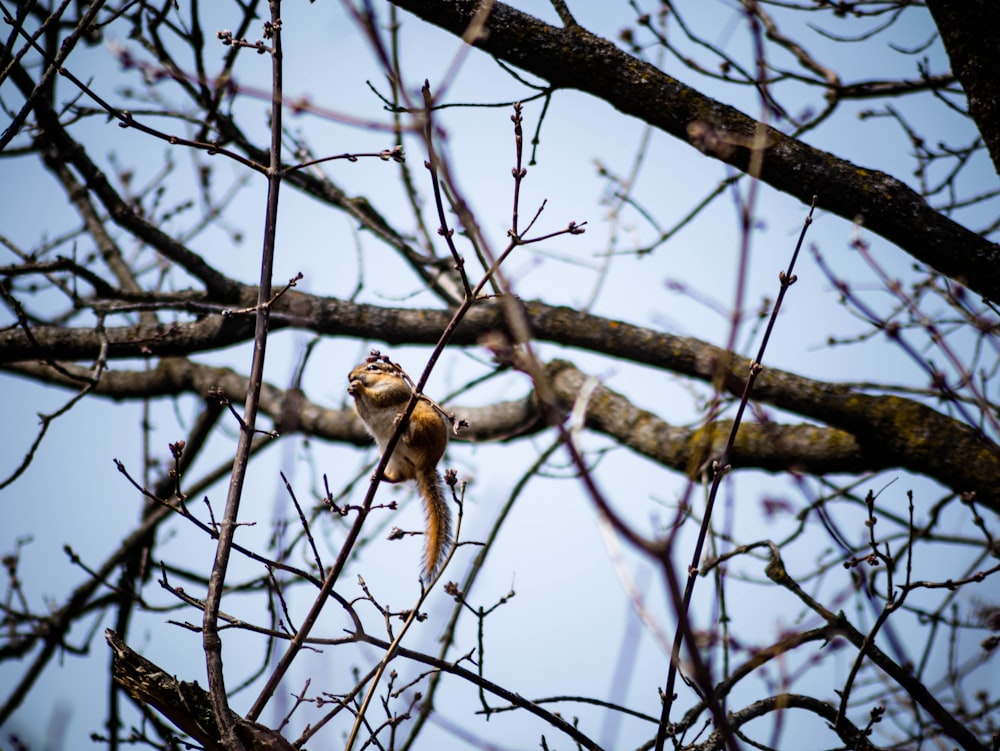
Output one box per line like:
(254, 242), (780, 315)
(0, 54), (241, 301)
(107, 629), (294, 751)
(387, 0), (1000, 302)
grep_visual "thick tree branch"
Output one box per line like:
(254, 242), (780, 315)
(543, 358), (998, 510)
(107, 630), (294, 751)
(3, 294), (997, 497)
(388, 0), (1000, 302)
(926, 0), (1000, 175)
(5, 353), (995, 509)
(546, 359), (869, 475)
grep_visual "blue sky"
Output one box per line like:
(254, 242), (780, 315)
(1, 2), (996, 748)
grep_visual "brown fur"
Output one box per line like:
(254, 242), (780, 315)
(347, 359), (451, 580)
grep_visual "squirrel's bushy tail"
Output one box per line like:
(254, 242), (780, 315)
(416, 468), (451, 581)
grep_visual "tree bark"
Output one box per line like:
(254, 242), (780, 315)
(107, 630), (294, 751)
(926, 0), (1000, 175)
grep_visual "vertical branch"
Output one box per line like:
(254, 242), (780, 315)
(510, 101), (525, 238)
(420, 81), (474, 298)
(654, 197), (817, 751)
(246, 85), (474, 723)
(201, 4), (283, 748)
(652, 10), (795, 750)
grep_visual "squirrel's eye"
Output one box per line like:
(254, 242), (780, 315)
(366, 364), (379, 371)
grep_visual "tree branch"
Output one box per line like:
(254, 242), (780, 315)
(926, 0), (1000, 175)
(107, 629), (294, 751)
(5, 353), (997, 510)
(387, 0), (1000, 302)
(0, 53), (241, 301)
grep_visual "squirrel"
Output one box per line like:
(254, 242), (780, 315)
(347, 355), (451, 581)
